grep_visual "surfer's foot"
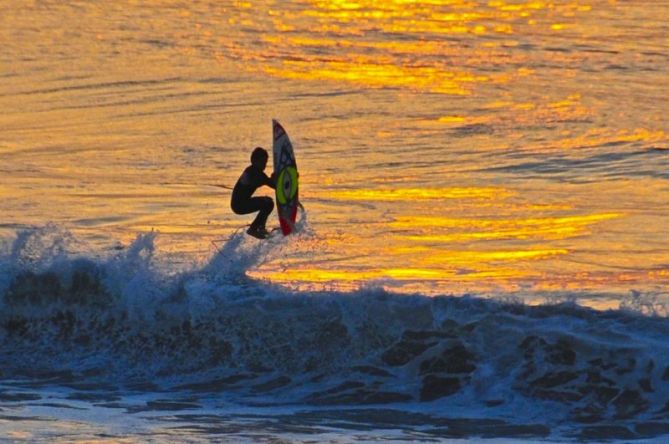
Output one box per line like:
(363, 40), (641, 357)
(247, 226), (270, 239)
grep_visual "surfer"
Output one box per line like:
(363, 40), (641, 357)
(231, 147), (276, 239)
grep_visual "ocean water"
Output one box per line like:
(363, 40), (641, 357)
(1, 0), (669, 441)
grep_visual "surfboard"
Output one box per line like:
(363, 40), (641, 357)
(272, 119), (299, 235)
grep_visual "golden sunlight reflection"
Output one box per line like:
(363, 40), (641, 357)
(251, 265), (531, 285)
(249, 183), (630, 293)
(392, 213), (622, 242)
(323, 187), (513, 201)
(217, 0), (597, 95)
(552, 128), (668, 151)
(263, 60), (488, 95)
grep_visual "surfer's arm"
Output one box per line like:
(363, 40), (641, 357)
(266, 172), (277, 189)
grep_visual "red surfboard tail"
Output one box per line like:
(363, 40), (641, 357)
(279, 205), (298, 235)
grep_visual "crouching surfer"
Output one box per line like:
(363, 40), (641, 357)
(231, 147), (276, 239)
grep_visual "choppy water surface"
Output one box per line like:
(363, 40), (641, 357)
(1, 0), (669, 441)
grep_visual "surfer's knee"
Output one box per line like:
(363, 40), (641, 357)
(264, 197), (274, 212)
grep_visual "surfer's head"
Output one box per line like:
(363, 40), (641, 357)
(251, 146), (268, 170)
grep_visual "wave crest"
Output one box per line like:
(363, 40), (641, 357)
(1, 226), (669, 430)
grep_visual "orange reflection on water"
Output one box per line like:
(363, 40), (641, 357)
(264, 60), (486, 95)
(532, 267), (669, 294)
(425, 248), (569, 266)
(216, 0), (595, 95)
(438, 115), (492, 125)
(252, 220), (575, 288)
(262, 35), (469, 60)
(254, 265), (531, 285)
(303, 0), (489, 27)
(259, 180), (632, 293)
(477, 93), (592, 131)
(324, 187), (513, 201)
(554, 128), (668, 151)
(392, 212), (622, 242)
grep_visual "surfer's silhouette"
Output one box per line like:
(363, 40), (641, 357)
(231, 147), (276, 239)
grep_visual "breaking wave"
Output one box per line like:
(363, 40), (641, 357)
(1, 225), (669, 440)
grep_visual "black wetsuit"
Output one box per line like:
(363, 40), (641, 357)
(230, 165), (276, 230)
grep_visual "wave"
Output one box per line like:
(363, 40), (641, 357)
(482, 146), (669, 183)
(1, 225), (669, 432)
